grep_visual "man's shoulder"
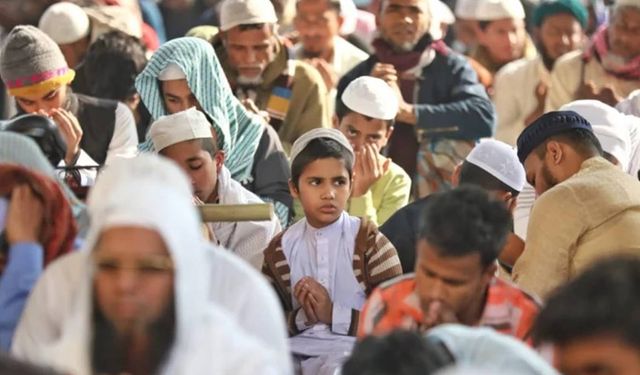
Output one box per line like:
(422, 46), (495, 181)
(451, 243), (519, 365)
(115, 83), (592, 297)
(376, 273), (416, 294)
(489, 277), (541, 309)
(552, 50), (583, 71)
(291, 59), (325, 86)
(495, 57), (539, 80)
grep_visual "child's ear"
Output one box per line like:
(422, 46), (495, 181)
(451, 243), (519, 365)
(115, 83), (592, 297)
(288, 179), (299, 199)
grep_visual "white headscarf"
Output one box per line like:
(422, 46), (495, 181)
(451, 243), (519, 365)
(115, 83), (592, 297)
(32, 154), (283, 375)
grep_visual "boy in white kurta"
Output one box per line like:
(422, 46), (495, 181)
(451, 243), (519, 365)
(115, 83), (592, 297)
(148, 108), (280, 268)
(262, 129), (403, 375)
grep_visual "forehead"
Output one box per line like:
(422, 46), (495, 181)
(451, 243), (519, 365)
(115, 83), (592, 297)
(301, 157), (350, 177)
(540, 12), (583, 29)
(416, 239), (483, 273)
(297, 0), (333, 14)
(383, 0), (428, 10)
(484, 18), (525, 31)
(160, 139), (206, 159)
(225, 25), (273, 44)
(96, 226), (169, 257)
(161, 79), (192, 96)
(616, 6), (640, 24)
(340, 112), (389, 133)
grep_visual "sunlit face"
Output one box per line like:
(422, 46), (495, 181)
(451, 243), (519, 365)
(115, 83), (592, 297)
(161, 79), (202, 114)
(294, 0), (341, 57)
(15, 85), (67, 114)
(608, 7), (640, 60)
(339, 112), (393, 152)
(377, 0), (431, 52)
(414, 239), (494, 326)
(290, 157), (351, 228)
(93, 226), (174, 335)
(160, 139), (223, 203)
(224, 24), (277, 82)
(554, 335), (640, 375)
(477, 18), (527, 65)
(538, 13), (584, 63)
(454, 18), (478, 48)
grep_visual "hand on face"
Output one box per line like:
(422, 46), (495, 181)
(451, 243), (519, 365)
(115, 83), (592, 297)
(40, 108), (83, 165)
(421, 300), (458, 331)
(294, 276), (333, 325)
(306, 58), (338, 91)
(577, 81), (623, 107)
(5, 184), (45, 245)
(352, 143), (390, 197)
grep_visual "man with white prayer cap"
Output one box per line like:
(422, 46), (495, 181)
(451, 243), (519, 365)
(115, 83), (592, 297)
(381, 138), (527, 273)
(546, 0), (640, 109)
(513, 111), (640, 299)
(147, 107), (281, 268)
(453, 0), (480, 53)
(11, 155), (292, 374)
(337, 76), (411, 226)
(38, 2), (91, 69)
(470, 0), (537, 77)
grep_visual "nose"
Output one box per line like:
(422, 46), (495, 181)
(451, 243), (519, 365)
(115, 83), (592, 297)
(321, 185), (336, 200)
(114, 268), (139, 294)
(507, 31), (518, 46)
(427, 279), (446, 301)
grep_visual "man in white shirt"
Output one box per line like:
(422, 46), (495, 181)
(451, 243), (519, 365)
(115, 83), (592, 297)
(494, 0), (588, 145)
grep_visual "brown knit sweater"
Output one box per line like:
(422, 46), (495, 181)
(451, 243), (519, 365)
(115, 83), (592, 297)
(262, 217), (403, 336)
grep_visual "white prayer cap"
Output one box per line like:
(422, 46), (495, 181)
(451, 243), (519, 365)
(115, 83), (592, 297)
(455, 0), (479, 19)
(434, 0), (456, 24)
(474, 0), (526, 21)
(465, 139), (526, 192)
(148, 107), (213, 152)
(159, 62), (188, 81)
(219, 0), (278, 32)
(342, 76), (399, 121)
(616, 89), (640, 117)
(560, 99), (631, 170)
(289, 128), (354, 166)
(38, 2), (91, 45)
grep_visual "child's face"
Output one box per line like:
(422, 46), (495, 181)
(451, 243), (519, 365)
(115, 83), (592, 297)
(339, 112), (392, 153)
(290, 157), (352, 228)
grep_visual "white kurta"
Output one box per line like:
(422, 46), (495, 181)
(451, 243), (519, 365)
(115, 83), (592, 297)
(207, 166), (282, 269)
(283, 212), (364, 375)
(494, 56), (551, 146)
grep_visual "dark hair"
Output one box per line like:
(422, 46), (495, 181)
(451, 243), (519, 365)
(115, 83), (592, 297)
(535, 128), (603, 160)
(533, 256), (640, 348)
(295, 0), (341, 13)
(418, 186), (511, 267)
(291, 137), (353, 189)
(335, 107), (395, 129)
(342, 330), (454, 375)
(83, 31), (147, 102)
(199, 137), (219, 157)
(459, 161), (520, 197)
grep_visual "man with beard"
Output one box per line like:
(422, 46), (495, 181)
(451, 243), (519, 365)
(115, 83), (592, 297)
(513, 111), (640, 299)
(546, 0), (640, 109)
(494, 0), (588, 146)
(214, 0), (330, 150)
(336, 0), (495, 197)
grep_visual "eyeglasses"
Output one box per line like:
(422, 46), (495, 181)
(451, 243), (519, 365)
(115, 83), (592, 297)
(93, 255), (174, 277)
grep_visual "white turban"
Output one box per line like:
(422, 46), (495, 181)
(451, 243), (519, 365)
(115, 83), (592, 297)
(473, 0), (525, 21)
(148, 107), (213, 152)
(38, 2), (91, 45)
(289, 128), (354, 166)
(219, 0), (278, 32)
(465, 139), (526, 192)
(342, 76), (399, 121)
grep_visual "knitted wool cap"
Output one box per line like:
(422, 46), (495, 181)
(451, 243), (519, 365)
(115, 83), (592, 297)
(533, 0), (588, 29)
(516, 111), (594, 163)
(0, 25), (75, 97)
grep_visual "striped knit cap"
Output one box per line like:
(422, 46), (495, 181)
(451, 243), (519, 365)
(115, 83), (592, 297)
(0, 25), (75, 97)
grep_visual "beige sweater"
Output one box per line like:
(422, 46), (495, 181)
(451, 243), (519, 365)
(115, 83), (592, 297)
(513, 157), (640, 299)
(546, 50), (640, 110)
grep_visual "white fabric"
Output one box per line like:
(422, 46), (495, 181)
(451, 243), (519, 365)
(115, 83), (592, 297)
(342, 76), (399, 121)
(11, 155), (292, 375)
(206, 166), (281, 269)
(513, 183), (535, 240)
(455, 0), (479, 19)
(158, 62), (187, 81)
(473, 0), (525, 20)
(38, 2), (90, 45)
(465, 139), (526, 192)
(289, 128), (354, 165)
(148, 107), (213, 151)
(434, 0), (455, 24)
(592, 125), (631, 170)
(219, 0), (278, 31)
(617, 89), (640, 117)
(494, 56), (551, 146)
(429, 325), (559, 375)
(560, 100), (634, 173)
(283, 212), (361, 374)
